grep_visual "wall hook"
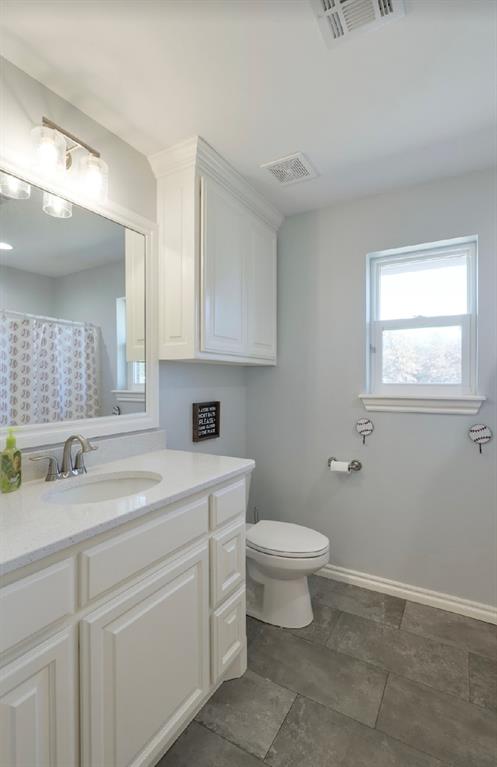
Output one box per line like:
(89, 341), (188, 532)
(356, 418), (374, 445)
(468, 424), (492, 454)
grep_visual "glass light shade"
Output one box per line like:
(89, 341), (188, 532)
(79, 154), (108, 201)
(0, 172), (31, 199)
(31, 125), (67, 177)
(42, 192), (72, 219)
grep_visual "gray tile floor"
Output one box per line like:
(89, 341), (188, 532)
(158, 576), (497, 767)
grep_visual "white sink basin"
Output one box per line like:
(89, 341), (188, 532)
(44, 471), (163, 505)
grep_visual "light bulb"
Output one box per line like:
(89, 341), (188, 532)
(0, 242), (13, 250)
(31, 125), (67, 177)
(0, 172), (31, 200)
(42, 192), (72, 219)
(79, 154), (108, 201)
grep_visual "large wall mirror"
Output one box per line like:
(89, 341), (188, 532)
(0, 173), (149, 439)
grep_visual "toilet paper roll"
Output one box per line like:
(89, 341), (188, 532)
(329, 460), (350, 473)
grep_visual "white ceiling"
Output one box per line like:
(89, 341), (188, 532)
(0, 0), (496, 215)
(0, 188), (124, 277)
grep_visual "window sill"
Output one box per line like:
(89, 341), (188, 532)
(358, 393), (485, 415)
(112, 389), (146, 404)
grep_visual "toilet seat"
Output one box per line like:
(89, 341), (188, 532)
(246, 520), (329, 559)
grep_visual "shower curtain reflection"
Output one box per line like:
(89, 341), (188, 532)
(0, 309), (100, 426)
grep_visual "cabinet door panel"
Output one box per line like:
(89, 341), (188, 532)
(211, 586), (246, 684)
(201, 176), (246, 355)
(211, 519), (245, 608)
(80, 543), (209, 767)
(0, 629), (77, 767)
(246, 217), (277, 359)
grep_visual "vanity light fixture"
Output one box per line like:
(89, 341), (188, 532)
(0, 242), (13, 250)
(32, 117), (109, 202)
(42, 192), (72, 219)
(79, 153), (109, 202)
(31, 124), (67, 177)
(0, 172), (31, 200)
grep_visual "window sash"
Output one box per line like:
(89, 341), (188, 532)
(370, 314), (473, 395)
(369, 242), (477, 323)
(366, 238), (478, 398)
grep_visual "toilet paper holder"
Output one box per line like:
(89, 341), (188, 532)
(328, 457), (362, 472)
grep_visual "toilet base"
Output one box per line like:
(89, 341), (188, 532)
(246, 567), (314, 629)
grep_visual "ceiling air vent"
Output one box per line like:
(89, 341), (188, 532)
(261, 153), (318, 186)
(310, 0), (405, 47)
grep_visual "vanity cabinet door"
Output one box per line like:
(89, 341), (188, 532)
(0, 628), (78, 767)
(80, 542), (209, 767)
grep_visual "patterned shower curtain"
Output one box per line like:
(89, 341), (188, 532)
(0, 311), (100, 426)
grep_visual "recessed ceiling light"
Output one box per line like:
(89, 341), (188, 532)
(0, 242), (13, 251)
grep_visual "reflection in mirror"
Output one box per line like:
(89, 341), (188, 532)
(0, 174), (146, 427)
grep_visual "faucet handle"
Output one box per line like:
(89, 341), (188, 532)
(79, 436), (98, 453)
(30, 455), (60, 482)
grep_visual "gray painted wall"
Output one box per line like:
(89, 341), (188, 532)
(247, 168), (497, 606)
(159, 363), (247, 459)
(0, 264), (54, 315)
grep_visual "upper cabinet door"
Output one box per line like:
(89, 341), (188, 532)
(125, 228), (146, 362)
(246, 217), (277, 360)
(200, 176), (246, 356)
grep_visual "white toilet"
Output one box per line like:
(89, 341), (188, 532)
(246, 520), (330, 629)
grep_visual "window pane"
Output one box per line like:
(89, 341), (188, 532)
(379, 255), (467, 320)
(382, 326), (462, 385)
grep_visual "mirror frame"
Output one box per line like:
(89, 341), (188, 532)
(0, 158), (159, 449)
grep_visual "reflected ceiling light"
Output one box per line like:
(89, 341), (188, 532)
(0, 172), (31, 200)
(31, 125), (67, 177)
(0, 242), (13, 250)
(42, 192), (72, 219)
(79, 154), (109, 202)
(31, 117), (109, 202)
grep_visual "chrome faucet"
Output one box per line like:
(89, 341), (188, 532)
(61, 434), (98, 477)
(30, 434), (98, 482)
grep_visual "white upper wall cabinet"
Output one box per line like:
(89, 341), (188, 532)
(149, 137), (283, 365)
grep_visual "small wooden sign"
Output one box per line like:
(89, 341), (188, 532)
(192, 401), (220, 442)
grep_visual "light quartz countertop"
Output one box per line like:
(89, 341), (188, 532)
(0, 449), (254, 576)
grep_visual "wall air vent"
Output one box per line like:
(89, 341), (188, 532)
(310, 0), (405, 47)
(261, 153), (318, 186)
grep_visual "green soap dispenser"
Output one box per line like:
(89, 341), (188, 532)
(1, 428), (22, 493)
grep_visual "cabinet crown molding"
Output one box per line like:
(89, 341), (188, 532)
(149, 135), (284, 231)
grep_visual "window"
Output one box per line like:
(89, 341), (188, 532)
(361, 237), (484, 414)
(115, 296), (145, 401)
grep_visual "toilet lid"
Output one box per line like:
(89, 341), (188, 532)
(246, 521), (329, 558)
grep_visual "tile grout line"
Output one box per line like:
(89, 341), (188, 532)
(194, 720), (266, 764)
(373, 670), (390, 729)
(324, 641), (473, 707)
(261, 692), (299, 763)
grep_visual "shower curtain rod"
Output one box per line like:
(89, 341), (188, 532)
(1, 308), (98, 329)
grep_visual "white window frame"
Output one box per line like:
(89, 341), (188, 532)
(113, 296), (145, 404)
(360, 236), (485, 415)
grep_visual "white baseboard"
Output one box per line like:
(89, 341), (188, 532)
(318, 564), (497, 625)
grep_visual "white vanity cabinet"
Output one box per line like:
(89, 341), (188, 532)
(0, 470), (251, 767)
(150, 136), (282, 365)
(80, 543), (209, 767)
(0, 628), (78, 767)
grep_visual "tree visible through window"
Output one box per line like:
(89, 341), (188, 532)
(367, 238), (477, 396)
